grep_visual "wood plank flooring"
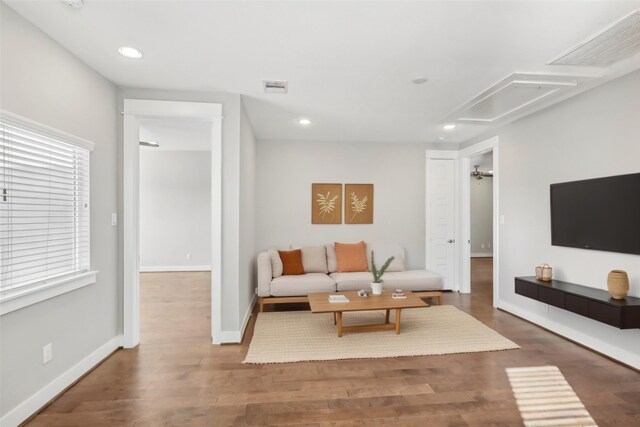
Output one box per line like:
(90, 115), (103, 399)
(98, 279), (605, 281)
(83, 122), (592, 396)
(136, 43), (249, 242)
(26, 262), (640, 426)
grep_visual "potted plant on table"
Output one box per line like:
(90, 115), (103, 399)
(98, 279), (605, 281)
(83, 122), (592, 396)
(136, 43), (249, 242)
(370, 251), (395, 295)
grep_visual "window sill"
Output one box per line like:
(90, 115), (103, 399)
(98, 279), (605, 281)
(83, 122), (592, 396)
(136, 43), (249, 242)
(0, 271), (98, 316)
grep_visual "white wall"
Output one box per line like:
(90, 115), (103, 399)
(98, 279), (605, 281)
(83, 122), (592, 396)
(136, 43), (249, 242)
(0, 3), (119, 421)
(255, 141), (432, 269)
(470, 177), (493, 256)
(139, 151), (211, 271)
(496, 69), (640, 368)
(238, 102), (256, 335)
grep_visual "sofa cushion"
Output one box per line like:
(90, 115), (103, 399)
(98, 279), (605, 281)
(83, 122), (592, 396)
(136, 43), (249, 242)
(301, 246), (328, 273)
(368, 243), (406, 272)
(268, 248), (283, 278)
(330, 272), (374, 291)
(279, 249), (305, 275)
(326, 244), (337, 273)
(270, 273), (337, 296)
(335, 241), (369, 272)
(382, 270), (443, 291)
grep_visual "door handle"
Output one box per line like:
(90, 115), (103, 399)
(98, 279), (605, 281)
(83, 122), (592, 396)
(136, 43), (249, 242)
(448, 239), (455, 243)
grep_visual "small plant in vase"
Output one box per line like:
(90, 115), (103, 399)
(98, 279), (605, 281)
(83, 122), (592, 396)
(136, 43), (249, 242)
(370, 251), (395, 295)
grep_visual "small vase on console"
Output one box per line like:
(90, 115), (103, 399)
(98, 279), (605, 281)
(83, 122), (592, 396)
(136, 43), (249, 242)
(607, 270), (629, 300)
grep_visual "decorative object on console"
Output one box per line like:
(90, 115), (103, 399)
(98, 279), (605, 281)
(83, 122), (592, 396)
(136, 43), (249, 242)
(370, 251), (395, 296)
(312, 183), (342, 224)
(607, 270), (629, 300)
(535, 264), (553, 281)
(345, 184), (374, 224)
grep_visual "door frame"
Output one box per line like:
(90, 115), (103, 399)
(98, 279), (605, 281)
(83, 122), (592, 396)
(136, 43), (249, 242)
(122, 99), (223, 347)
(459, 136), (499, 306)
(425, 150), (460, 291)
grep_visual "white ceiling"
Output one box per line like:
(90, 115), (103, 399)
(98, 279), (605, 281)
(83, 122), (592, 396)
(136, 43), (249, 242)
(6, 1), (640, 144)
(139, 118), (212, 151)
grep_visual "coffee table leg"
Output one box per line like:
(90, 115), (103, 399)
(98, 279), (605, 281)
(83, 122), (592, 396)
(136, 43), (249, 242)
(395, 309), (402, 334)
(385, 309), (390, 324)
(336, 312), (343, 337)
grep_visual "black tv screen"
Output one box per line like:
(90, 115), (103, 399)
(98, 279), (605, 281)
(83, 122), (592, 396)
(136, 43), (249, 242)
(550, 173), (640, 255)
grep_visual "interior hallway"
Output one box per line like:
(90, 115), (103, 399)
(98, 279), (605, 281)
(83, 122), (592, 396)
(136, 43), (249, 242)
(26, 271), (640, 426)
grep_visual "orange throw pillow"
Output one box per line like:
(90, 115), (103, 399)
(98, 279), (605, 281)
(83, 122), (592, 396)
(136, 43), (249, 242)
(278, 249), (305, 275)
(335, 241), (369, 273)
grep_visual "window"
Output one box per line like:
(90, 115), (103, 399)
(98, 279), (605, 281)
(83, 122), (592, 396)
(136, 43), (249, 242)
(1, 111), (96, 315)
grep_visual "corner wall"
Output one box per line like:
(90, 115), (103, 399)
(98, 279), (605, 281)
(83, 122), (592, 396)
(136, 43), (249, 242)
(0, 4), (120, 421)
(255, 141), (433, 269)
(496, 69), (640, 368)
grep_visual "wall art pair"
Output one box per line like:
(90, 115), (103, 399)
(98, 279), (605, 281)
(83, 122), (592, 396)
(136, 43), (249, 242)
(311, 183), (373, 224)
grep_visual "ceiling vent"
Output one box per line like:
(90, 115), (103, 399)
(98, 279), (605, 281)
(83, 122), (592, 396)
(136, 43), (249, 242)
(442, 73), (596, 125)
(263, 80), (288, 94)
(550, 10), (640, 66)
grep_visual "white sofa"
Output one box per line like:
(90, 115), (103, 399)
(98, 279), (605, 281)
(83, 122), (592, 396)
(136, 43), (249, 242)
(257, 243), (443, 311)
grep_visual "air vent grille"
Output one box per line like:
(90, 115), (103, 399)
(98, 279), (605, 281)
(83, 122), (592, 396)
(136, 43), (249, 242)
(263, 80), (288, 94)
(550, 10), (640, 66)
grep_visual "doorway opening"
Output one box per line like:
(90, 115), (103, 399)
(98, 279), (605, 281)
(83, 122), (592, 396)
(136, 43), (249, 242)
(469, 151), (493, 303)
(138, 118), (213, 345)
(122, 100), (223, 348)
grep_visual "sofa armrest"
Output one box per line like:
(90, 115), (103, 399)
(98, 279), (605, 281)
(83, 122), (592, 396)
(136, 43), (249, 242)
(257, 251), (273, 297)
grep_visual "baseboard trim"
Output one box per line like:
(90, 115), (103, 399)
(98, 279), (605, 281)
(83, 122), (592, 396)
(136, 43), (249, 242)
(497, 300), (640, 370)
(215, 295), (257, 345)
(471, 253), (493, 258)
(139, 265), (212, 272)
(0, 335), (123, 427)
(240, 294), (256, 342)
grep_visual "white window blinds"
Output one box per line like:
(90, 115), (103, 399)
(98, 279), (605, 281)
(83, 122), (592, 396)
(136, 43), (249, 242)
(1, 112), (92, 294)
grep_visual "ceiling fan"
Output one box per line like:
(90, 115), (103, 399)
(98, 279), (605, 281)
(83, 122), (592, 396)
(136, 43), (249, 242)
(471, 165), (493, 180)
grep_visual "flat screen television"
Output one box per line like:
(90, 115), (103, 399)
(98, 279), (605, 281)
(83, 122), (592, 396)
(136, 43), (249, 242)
(550, 173), (640, 255)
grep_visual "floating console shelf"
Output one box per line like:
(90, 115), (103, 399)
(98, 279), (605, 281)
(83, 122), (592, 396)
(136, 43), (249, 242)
(515, 276), (640, 329)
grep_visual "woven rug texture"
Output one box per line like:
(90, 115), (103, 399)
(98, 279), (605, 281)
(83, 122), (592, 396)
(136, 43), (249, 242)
(244, 305), (519, 364)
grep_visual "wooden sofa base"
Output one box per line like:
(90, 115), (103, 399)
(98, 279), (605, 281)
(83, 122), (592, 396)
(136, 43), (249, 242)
(258, 291), (443, 313)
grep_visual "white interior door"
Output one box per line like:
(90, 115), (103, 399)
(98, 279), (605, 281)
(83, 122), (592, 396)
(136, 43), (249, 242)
(427, 158), (456, 290)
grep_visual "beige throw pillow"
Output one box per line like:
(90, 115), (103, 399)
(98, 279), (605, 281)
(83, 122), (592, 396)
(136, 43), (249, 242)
(368, 243), (406, 272)
(301, 246), (328, 273)
(268, 248), (283, 278)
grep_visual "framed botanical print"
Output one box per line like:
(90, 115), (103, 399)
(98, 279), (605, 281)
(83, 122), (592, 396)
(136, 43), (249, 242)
(345, 184), (373, 224)
(312, 183), (342, 224)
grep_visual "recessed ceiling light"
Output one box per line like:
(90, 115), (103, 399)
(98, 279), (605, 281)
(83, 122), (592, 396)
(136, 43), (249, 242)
(438, 136), (446, 141)
(412, 77), (429, 85)
(298, 118), (311, 126)
(118, 46), (143, 59)
(442, 123), (457, 130)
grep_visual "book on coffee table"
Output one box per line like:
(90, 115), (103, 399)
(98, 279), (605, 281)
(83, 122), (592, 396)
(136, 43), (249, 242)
(328, 294), (350, 303)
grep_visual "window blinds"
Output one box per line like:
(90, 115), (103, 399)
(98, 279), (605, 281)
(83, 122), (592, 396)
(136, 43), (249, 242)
(1, 113), (91, 293)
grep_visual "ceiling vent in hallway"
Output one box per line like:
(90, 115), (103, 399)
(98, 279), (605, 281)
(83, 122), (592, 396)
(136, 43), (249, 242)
(263, 80), (288, 94)
(549, 10), (640, 66)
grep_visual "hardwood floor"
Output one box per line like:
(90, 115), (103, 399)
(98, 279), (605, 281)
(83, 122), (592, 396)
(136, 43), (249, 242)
(26, 269), (640, 426)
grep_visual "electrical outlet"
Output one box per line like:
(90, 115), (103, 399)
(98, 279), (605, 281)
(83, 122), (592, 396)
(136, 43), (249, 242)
(186, 253), (192, 260)
(43, 343), (53, 364)
(481, 244), (485, 249)
(111, 213), (117, 226)
(488, 243), (491, 249)
(254, 287), (258, 295)
(499, 215), (505, 224)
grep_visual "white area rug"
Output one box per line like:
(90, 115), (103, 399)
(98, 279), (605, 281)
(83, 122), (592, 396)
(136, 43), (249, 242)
(507, 366), (597, 427)
(243, 305), (519, 364)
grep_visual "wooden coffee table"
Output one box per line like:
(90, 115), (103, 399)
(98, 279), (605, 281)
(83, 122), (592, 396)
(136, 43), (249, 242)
(308, 291), (429, 337)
